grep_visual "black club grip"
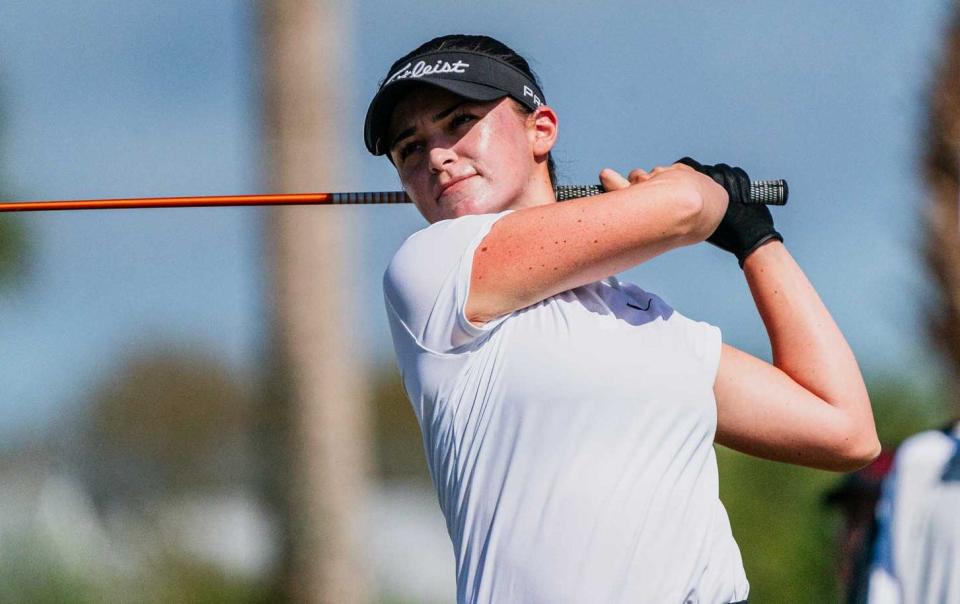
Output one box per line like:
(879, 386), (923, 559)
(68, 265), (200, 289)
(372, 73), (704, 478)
(554, 179), (788, 205)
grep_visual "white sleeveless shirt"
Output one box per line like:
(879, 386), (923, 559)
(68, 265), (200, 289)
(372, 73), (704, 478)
(383, 209), (749, 603)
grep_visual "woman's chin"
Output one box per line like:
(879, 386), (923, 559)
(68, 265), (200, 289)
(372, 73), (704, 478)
(442, 196), (484, 219)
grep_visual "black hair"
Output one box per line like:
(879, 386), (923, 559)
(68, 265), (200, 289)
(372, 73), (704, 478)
(387, 34), (557, 187)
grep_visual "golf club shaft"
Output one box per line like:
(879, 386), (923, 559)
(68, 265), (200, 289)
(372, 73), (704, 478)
(0, 180), (787, 213)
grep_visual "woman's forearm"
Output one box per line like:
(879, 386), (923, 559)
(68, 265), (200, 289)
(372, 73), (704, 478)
(741, 240), (879, 451)
(466, 167), (722, 325)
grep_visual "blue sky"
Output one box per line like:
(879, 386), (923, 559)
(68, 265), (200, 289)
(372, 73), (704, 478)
(0, 1), (953, 442)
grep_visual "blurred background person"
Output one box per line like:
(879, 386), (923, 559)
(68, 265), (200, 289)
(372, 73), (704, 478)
(865, 420), (960, 603)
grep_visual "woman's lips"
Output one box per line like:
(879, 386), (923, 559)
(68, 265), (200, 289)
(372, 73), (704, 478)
(437, 175), (476, 202)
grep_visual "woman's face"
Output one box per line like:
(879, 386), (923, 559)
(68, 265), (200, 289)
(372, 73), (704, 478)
(387, 86), (545, 223)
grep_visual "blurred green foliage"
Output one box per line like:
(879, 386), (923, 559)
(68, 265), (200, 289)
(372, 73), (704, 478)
(867, 374), (952, 445)
(0, 532), (269, 604)
(717, 448), (840, 601)
(370, 366), (432, 486)
(139, 551), (272, 604)
(78, 345), (257, 500)
(0, 533), (103, 604)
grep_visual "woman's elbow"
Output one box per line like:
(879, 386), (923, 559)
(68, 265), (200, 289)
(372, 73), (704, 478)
(830, 423), (882, 472)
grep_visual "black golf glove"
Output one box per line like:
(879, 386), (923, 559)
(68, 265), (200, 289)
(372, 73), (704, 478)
(676, 157), (783, 268)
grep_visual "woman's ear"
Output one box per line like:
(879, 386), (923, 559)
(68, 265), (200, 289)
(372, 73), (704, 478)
(528, 105), (558, 158)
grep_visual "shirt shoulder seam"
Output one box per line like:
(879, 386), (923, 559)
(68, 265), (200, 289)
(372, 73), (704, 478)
(384, 288), (477, 358)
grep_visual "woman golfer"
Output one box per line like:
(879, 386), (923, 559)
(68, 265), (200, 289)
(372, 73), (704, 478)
(365, 34), (880, 603)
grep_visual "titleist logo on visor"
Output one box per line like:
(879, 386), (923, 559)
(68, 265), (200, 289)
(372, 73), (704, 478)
(384, 59), (471, 86)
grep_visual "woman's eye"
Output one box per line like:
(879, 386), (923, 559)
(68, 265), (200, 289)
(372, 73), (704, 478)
(399, 142), (423, 161)
(451, 113), (475, 127)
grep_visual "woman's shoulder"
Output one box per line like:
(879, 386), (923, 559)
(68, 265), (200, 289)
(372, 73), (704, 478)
(388, 210), (516, 269)
(382, 209), (516, 322)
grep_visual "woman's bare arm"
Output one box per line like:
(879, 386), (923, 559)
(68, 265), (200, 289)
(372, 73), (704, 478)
(713, 241), (881, 471)
(466, 165), (725, 325)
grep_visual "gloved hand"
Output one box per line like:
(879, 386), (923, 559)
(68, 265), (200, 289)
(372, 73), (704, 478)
(676, 157), (783, 268)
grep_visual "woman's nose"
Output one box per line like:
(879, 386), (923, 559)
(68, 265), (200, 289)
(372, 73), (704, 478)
(428, 145), (458, 174)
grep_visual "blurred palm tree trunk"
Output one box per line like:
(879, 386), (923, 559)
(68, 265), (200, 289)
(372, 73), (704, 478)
(259, 1), (371, 602)
(924, 3), (960, 417)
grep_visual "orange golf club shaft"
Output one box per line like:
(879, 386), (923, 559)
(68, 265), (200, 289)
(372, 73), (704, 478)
(0, 191), (411, 212)
(0, 181), (787, 212)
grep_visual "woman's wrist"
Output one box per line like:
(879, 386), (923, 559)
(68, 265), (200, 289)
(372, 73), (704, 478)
(741, 238), (787, 274)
